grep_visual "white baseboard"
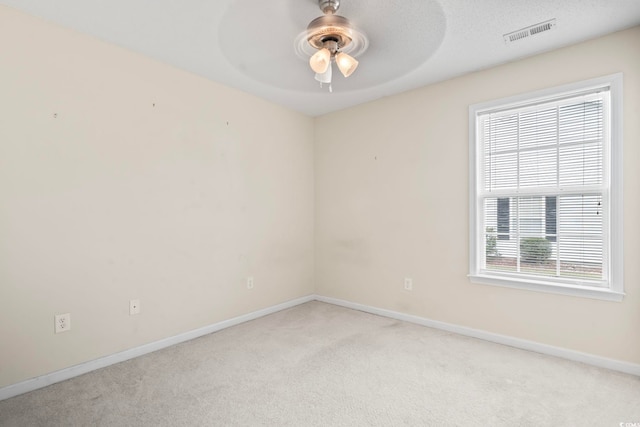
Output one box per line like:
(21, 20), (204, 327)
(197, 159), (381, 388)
(315, 295), (640, 377)
(0, 295), (315, 401)
(3, 293), (638, 401)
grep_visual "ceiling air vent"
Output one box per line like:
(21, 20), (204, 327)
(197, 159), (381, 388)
(504, 19), (556, 44)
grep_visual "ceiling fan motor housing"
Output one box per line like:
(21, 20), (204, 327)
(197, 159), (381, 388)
(306, 15), (353, 51)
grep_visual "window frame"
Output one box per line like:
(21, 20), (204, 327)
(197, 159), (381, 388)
(468, 74), (624, 302)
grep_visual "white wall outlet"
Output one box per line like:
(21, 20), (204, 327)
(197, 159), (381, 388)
(404, 277), (413, 291)
(247, 276), (254, 290)
(129, 299), (141, 315)
(54, 313), (71, 333)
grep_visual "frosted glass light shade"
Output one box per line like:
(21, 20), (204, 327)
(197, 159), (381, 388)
(309, 48), (331, 74)
(336, 52), (358, 77)
(314, 62), (332, 83)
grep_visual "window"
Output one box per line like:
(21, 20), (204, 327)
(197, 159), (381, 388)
(469, 74), (623, 301)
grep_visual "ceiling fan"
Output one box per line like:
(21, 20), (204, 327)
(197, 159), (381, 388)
(300, 0), (368, 92)
(220, 0), (443, 95)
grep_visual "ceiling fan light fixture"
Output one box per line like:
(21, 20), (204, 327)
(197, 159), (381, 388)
(335, 52), (358, 77)
(314, 62), (332, 83)
(310, 48), (331, 74)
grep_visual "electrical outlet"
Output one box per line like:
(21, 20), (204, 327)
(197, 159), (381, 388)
(404, 277), (413, 291)
(247, 276), (254, 290)
(54, 313), (71, 333)
(130, 299), (141, 315)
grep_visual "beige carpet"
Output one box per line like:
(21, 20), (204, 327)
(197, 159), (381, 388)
(1, 301), (638, 426)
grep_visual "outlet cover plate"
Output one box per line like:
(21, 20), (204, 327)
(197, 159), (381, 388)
(404, 277), (413, 291)
(55, 313), (71, 333)
(130, 299), (141, 315)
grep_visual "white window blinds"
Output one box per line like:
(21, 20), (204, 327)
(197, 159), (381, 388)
(478, 89), (609, 286)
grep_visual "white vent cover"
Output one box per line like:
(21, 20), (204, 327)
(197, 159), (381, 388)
(504, 19), (556, 44)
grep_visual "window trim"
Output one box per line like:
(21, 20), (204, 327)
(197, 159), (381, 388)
(468, 73), (624, 302)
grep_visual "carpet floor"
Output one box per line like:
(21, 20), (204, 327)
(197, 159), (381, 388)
(1, 301), (638, 426)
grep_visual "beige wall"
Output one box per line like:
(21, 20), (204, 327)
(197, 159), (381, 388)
(0, 7), (314, 388)
(315, 26), (640, 364)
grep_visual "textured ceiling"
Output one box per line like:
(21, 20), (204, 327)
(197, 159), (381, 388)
(1, 0), (639, 116)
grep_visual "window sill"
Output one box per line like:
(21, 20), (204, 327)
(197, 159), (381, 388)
(468, 273), (624, 302)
